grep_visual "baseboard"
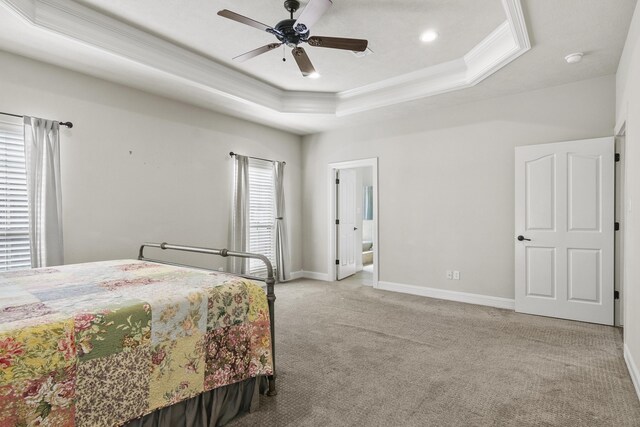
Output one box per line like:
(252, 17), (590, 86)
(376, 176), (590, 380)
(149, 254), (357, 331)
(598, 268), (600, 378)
(624, 344), (640, 402)
(301, 271), (331, 281)
(288, 271), (305, 281)
(377, 281), (515, 310)
(286, 270), (333, 282)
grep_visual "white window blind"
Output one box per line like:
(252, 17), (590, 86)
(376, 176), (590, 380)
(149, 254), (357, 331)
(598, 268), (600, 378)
(248, 158), (275, 277)
(0, 119), (31, 271)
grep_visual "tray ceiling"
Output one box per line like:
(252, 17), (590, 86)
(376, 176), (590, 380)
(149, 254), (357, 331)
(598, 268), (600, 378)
(74, 0), (506, 93)
(0, 0), (635, 134)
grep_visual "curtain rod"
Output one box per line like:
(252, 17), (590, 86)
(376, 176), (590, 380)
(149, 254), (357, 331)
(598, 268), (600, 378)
(229, 152), (285, 165)
(0, 111), (73, 128)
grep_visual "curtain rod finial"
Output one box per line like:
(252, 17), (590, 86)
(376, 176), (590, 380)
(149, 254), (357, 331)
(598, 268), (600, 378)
(229, 152), (235, 157)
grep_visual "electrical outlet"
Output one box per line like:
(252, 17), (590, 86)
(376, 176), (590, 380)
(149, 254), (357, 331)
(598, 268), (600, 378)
(453, 271), (460, 280)
(218, 267), (224, 272)
(446, 270), (453, 280)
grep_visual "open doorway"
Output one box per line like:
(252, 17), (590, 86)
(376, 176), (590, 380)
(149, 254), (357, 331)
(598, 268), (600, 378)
(328, 158), (379, 287)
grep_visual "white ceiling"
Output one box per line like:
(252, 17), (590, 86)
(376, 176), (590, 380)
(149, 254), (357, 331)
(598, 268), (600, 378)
(0, 0), (636, 134)
(74, 0), (506, 92)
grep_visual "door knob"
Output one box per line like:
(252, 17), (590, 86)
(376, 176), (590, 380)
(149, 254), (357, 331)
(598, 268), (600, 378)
(354, 227), (358, 231)
(517, 235), (531, 241)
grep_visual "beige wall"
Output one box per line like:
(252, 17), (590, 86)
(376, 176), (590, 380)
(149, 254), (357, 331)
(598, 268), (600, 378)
(616, 1), (640, 396)
(0, 50), (303, 271)
(302, 75), (615, 299)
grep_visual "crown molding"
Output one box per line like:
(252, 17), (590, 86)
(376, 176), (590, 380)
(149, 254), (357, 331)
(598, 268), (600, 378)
(1, 0), (530, 124)
(502, 0), (531, 51)
(337, 1), (530, 115)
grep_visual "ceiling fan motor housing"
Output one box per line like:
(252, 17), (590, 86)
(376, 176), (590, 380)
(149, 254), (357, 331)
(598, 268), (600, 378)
(274, 19), (308, 47)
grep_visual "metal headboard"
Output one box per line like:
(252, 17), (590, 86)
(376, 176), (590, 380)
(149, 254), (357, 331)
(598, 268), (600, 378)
(138, 242), (277, 396)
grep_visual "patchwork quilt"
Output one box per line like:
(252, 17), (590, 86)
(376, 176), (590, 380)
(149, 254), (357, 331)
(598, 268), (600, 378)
(0, 260), (273, 427)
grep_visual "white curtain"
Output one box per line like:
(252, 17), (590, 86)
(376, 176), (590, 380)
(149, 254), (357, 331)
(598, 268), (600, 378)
(228, 154), (249, 274)
(23, 117), (64, 268)
(273, 161), (291, 282)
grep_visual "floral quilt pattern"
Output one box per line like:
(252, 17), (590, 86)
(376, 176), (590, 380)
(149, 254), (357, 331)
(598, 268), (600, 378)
(0, 260), (273, 427)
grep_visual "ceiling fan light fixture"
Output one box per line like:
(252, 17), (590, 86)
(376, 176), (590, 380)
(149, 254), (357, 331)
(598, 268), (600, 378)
(420, 30), (439, 43)
(308, 72), (321, 79)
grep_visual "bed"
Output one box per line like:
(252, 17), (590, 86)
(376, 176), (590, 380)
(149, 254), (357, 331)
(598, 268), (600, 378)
(0, 242), (277, 427)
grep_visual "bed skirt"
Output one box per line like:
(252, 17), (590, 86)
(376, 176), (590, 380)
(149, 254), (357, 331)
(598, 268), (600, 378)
(124, 376), (268, 427)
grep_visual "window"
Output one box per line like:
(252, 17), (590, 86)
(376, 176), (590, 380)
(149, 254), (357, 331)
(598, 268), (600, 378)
(248, 158), (276, 276)
(0, 119), (31, 271)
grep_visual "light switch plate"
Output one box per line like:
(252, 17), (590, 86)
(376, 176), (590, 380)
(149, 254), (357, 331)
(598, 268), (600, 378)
(453, 271), (460, 280)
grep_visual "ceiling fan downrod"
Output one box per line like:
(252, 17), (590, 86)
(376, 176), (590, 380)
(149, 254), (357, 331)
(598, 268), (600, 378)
(283, 0), (300, 19)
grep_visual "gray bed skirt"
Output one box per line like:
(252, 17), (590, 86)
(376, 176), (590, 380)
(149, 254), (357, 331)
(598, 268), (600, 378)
(124, 376), (268, 427)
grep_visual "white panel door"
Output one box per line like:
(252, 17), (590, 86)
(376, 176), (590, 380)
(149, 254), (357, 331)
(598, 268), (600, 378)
(515, 137), (614, 325)
(337, 169), (357, 280)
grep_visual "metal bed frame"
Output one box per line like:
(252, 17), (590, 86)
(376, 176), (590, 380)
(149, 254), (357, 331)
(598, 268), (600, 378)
(138, 242), (277, 396)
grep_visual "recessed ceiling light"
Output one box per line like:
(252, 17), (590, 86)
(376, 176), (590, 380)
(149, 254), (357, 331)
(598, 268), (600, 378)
(565, 52), (584, 64)
(420, 30), (439, 43)
(308, 72), (321, 79)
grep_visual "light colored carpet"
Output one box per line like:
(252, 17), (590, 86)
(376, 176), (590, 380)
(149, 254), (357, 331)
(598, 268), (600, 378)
(230, 279), (640, 426)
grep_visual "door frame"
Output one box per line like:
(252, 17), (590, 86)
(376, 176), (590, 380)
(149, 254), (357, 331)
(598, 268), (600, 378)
(615, 122), (627, 326)
(328, 158), (379, 287)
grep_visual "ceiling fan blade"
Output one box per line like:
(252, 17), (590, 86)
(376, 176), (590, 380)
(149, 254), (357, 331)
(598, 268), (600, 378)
(308, 36), (368, 52)
(292, 47), (317, 77)
(233, 43), (282, 63)
(217, 9), (273, 32)
(293, 0), (333, 34)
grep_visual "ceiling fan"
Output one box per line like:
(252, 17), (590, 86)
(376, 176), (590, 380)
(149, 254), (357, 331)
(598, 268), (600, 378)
(217, 0), (368, 78)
